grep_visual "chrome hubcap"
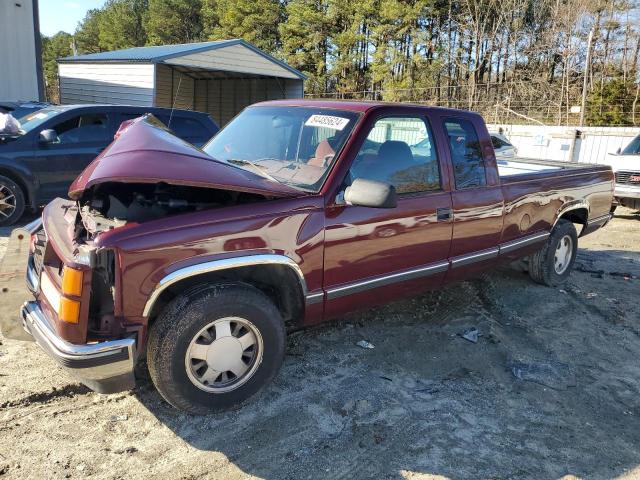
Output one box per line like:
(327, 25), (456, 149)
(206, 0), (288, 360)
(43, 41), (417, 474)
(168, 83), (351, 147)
(0, 184), (16, 219)
(185, 317), (263, 393)
(554, 235), (573, 274)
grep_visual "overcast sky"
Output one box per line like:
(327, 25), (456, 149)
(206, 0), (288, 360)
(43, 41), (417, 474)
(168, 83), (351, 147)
(39, 0), (107, 37)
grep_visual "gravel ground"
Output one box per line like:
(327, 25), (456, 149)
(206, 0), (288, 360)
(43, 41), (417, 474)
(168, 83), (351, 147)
(1, 209), (639, 480)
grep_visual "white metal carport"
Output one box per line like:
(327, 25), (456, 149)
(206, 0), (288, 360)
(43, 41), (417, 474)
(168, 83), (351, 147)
(57, 40), (305, 125)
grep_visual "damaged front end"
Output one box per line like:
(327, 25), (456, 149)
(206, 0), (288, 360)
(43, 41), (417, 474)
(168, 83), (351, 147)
(1, 115), (299, 394)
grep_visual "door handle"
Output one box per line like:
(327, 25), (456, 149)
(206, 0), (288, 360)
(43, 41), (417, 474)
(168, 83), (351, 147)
(437, 207), (453, 221)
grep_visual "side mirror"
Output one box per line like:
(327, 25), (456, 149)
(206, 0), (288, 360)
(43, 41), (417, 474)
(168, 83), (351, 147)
(39, 129), (58, 144)
(344, 178), (397, 208)
(616, 147), (622, 155)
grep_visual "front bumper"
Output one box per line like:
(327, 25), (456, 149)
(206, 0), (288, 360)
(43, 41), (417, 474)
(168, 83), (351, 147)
(20, 301), (136, 394)
(614, 183), (640, 200)
(0, 217), (136, 394)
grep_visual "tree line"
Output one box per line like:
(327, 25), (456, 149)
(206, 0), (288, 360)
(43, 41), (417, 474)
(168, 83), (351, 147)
(42, 0), (640, 126)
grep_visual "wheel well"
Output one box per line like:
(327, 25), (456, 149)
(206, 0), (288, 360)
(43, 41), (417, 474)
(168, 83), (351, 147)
(146, 264), (305, 328)
(557, 207), (588, 234)
(0, 167), (31, 208)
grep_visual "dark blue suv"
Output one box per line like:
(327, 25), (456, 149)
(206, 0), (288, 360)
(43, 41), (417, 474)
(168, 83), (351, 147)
(0, 105), (218, 225)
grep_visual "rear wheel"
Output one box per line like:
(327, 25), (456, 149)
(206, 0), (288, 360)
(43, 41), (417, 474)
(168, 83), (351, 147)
(147, 283), (285, 414)
(0, 175), (25, 226)
(528, 219), (578, 286)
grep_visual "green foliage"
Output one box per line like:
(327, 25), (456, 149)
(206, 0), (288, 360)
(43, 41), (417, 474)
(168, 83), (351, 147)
(201, 0), (219, 39)
(586, 79), (637, 126)
(44, 0), (639, 125)
(74, 9), (103, 54)
(145, 0), (204, 45)
(280, 0), (330, 93)
(41, 32), (73, 102)
(98, 0), (148, 50)
(208, 0), (283, 53)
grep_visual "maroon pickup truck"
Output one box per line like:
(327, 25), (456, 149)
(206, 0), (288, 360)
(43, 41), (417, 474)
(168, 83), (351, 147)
(0, 100), (614, 413)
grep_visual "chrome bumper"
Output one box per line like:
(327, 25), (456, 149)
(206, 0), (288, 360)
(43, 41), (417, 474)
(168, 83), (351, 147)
(614, 184), (640, 199)
(20, 301), (136, 394)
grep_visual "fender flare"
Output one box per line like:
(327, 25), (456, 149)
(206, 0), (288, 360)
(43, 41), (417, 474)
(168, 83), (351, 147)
(552, 199), (589, 229)
(142, 254), (308, 318)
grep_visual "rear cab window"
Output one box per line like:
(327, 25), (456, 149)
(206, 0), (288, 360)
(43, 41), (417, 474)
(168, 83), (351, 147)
(349, 116), (441, 194)
(444, 118), (487, 189)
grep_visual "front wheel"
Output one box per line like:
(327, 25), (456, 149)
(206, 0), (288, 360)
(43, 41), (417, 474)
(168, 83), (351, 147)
(0, 175), (25, 226)
(147, 283), (286, 414)
(528, 219), (578, 286)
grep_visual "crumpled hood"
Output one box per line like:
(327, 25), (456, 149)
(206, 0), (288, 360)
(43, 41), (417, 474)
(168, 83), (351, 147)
(68, 115), (301, 199)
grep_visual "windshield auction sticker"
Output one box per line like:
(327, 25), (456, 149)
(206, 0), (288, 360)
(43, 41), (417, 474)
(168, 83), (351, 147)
(305, 115), (350, 130)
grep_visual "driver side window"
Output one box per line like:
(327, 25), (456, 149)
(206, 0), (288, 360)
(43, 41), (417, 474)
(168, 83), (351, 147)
(52, 114), (109, 144)
(349, 116), (440, 194)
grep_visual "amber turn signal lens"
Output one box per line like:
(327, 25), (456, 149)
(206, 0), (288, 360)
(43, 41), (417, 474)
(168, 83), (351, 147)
(61, 267), (83, 297)
(59, 298), (80, 324)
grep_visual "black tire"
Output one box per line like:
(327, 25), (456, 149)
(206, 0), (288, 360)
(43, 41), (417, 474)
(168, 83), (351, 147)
(0, 175), (25, 226)
(528, 219), (578, 286)
(147, 283), (286, 414)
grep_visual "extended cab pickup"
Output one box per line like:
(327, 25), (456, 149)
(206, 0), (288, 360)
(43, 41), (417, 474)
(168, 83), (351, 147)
(0, 101), (614, 413)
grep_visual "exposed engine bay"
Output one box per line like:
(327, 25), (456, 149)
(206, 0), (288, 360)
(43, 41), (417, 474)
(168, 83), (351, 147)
(75, 182), (270, 239)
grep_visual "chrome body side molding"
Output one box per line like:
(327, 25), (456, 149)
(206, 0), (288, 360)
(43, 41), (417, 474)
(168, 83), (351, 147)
(326, 261), (449, 300)
(143, 254), (308, 317)
(305, 291), (324, 305)
(499, 231), (550, 254)
(587, 213), (612, 226)
(451, 248), (500, 268)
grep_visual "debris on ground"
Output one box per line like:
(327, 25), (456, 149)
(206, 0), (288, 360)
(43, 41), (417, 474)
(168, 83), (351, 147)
(575, 264), (605, 278)
(1, 208), (640, 479)
(610, 271), (637, 280)
(109, 414), (128, 422)
(460, 327), (482, 343)
(356, 340), (375, 349)
(586, 292), (598, 299)
(508, 360), (576, 390)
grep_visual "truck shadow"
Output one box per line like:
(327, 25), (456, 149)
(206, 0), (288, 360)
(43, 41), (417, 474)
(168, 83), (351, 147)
(133, 248), (640, 479)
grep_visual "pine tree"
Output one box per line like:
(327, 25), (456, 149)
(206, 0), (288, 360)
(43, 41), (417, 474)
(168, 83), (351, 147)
(98, 0), (148, 51)
(75, 9), (103, 54)
(145, 0), (204, 45)
(42, 32), (74, 102)
(208, 0), (283, 53)
(280, 0), (330, 93)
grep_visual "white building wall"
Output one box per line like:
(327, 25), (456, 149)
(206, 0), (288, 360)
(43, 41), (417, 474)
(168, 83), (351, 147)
(0, 0), (41, 101)
(58, 63), (155, 106)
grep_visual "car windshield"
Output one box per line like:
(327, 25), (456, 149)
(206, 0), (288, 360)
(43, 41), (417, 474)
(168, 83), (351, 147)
(621, 134), (640, 155)
(16, 107), (65, 134)
(203, 106), (360, 191)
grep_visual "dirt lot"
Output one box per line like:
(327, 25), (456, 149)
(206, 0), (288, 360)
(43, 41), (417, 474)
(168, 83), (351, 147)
(1, 209), (639, 480)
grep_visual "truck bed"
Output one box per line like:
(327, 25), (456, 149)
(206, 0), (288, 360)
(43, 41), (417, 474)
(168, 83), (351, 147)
(498, 157), (612, 183)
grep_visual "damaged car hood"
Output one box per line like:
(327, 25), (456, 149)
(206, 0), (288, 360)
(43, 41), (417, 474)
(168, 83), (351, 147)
(68, 116), (301, 200)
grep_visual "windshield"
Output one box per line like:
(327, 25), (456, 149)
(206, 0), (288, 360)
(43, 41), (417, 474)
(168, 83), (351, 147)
(203, 106), (360, 191)
(16, 108), (65, 134)
(621, 134), (640, 155)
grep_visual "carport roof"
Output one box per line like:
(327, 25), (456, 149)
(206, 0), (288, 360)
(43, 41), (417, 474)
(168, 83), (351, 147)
(58, 39), (306, 80)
